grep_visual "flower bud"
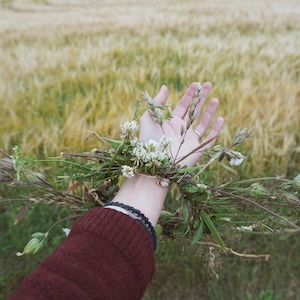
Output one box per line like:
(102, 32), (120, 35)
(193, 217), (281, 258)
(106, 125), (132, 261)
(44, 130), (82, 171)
(293, 174), (300, 190)
(16, 238), (43, 256)
(16, 232), (48, 256)
(159, 178), (170, 187)
(249, 183), (269, 197)
(90, 148), (98, 153)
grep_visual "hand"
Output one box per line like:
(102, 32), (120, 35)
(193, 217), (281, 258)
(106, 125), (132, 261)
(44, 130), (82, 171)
(112, 82), (224, 226)
(139, 82), (224, 167)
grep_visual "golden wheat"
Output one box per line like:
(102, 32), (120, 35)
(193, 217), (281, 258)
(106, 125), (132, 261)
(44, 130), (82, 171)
(0, 0), (299, 177)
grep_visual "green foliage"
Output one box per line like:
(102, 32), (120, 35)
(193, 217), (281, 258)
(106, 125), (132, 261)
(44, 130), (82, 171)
(0, 202), (70, 299)
(145, 233), (300, 299)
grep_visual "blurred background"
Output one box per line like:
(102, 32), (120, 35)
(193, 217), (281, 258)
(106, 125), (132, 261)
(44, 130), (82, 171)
(0, 0), (299, 299)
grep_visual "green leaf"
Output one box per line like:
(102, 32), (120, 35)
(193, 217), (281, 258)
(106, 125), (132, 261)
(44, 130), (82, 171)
(134, 99), (142, 119)
(31, 232), (47, 239)
(192, 220), (204, 245)
(200, 210), (225, 251)
(183, 183), (199, 193)
(160, 210), (174, 217)
(165, 108), (173, 120)
(102, 137), (123, 149)
(193, 218), (201, 229)
(155, 224), (163, 235)
(183, 201), (189, 222)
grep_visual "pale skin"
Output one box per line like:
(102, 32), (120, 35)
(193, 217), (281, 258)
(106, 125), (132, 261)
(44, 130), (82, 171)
(112, 82), (224, 226)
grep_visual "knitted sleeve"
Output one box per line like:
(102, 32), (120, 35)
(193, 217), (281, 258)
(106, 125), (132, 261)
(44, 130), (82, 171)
(9, 207), (155, 300)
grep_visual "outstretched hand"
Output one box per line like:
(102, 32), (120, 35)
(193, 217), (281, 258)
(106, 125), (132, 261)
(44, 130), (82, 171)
(139, 82), (224, 167)
(113, 82), (224, 226)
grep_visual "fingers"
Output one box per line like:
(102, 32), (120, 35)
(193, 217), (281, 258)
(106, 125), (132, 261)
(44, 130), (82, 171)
(201, 117), (224, 147)
(153, 85), (169, 106)
(193, 82), (212, 117)
(172, 82), (199, 118)
(194, 98), (219, 137)
(173, 82), (212, 119)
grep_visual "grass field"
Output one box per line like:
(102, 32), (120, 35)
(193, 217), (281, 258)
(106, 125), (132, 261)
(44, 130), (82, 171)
(0, 0), (299, 299)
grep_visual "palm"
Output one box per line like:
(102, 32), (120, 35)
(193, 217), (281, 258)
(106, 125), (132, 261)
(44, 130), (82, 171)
(139, 82), (224, 167)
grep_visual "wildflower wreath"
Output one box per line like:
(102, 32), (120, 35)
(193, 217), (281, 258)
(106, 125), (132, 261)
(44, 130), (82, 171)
(1, 83), (299, 259)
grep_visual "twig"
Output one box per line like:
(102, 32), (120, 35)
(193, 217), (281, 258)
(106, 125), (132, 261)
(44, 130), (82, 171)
(47, 215), (82, 234)
(198, 241), (271, 261)
(175, 135), (218, 165)
(0, 149), (12, 158)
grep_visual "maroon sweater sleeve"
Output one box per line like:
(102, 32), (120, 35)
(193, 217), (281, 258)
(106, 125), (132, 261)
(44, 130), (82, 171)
(9, 208), (155, 300)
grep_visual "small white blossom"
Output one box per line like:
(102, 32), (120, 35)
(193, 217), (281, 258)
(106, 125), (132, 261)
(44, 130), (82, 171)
(159, 178), (170, 187)
(130, 137), (172, 168)
(229, 157), (244, 166)
(121, 165), (135, 178)
(220, 217), (231, 222)
(159, 136), (173, 151)
(144, 139), (160, 152)
(237, 224), (256, 231)
(130, 137), (141, 147)
(228, 151), (245, 166)
(120, 120), (139, 139)
(62, 228), (71, 236)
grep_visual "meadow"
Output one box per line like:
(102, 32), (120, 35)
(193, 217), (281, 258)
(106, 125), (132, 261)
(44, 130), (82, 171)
(0, 0), (299, 299)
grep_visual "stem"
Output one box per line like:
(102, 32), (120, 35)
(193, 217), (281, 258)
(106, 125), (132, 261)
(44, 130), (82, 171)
(191, 152), (220, 180)
(108, 142), (124, 174)
(175, 135), (218, 165)
(47, 215), (82, 234)
(0, 149), (12, 158)
(218, 176), (287, 188)
(209, 186), (300, 231)
(35, 159), (92, 171)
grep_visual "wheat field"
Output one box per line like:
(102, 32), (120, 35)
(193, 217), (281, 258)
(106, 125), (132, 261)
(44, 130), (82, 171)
(0, 0), (299, 299)
(1, 0), (299, 176)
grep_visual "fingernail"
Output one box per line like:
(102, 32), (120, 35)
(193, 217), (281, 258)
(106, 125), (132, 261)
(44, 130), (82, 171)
(160, 84), (166, 91)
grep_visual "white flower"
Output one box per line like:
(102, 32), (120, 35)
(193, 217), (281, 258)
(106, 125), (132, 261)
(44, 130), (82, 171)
(228, 151), (245, 166)
(236, 224), (256, 231)
(159, 136), (173, 151)
(121, 165), (135, 178)
(120, 120), (139, 139)
(130, 137), (141, 147)
(62, 228), (71, 236)
(131, 146), (146, 166)
(220, 217), (231, 222)
(144, 139), (160, 152)
(130, 138), (172, 168)
(229, 157), (244, 166)
(159, 178), (170, 187)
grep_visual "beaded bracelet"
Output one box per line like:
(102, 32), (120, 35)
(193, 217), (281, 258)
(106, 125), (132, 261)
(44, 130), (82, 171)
(104, 201), (157, 250)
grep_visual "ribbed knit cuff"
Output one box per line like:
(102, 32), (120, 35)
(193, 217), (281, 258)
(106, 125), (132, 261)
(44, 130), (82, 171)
(104, 201), (157, 250)
(69, 207), (155, 283)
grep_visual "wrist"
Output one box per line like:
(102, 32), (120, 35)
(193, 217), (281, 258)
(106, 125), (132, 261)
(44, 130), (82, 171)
(112, 173), (169, 226)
